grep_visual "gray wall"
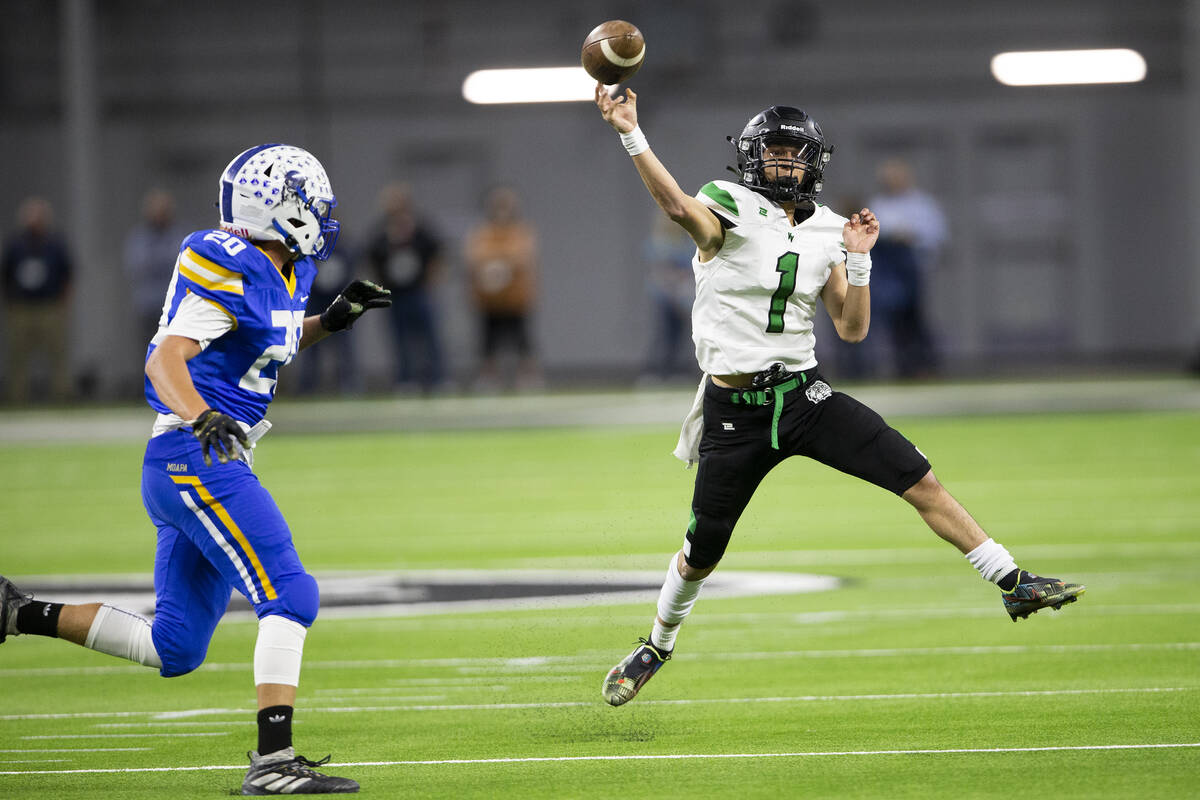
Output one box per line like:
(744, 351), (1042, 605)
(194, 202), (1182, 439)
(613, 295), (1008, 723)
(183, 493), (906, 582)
(1, 0), (1195, 395)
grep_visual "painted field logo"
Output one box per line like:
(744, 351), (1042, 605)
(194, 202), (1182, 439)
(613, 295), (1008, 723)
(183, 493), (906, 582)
(21, 570), (840, 620)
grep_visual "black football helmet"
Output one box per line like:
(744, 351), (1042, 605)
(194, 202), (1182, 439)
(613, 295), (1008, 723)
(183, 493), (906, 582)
(729, 106), (833, 203)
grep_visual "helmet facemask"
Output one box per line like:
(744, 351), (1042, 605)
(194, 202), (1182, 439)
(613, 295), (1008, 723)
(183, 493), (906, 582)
(271, 171), (340, 261)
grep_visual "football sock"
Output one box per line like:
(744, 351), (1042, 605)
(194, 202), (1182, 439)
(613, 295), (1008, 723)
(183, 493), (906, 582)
(84, 604), (162, 668)
(257, 705), (294, 757)
(964, 538), (1018, 586)
(651, 551), (706, 652)
(15, 601), (63, 638)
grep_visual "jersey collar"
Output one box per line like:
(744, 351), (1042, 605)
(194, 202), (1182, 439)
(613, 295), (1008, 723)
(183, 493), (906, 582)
(252, 244), (298, 298)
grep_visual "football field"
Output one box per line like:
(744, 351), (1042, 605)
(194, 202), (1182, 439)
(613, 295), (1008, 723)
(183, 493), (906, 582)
(1, 392), (1198, 798)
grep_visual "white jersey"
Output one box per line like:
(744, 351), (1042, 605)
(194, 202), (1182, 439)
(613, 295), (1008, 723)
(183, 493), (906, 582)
(690, 180), (847, 375)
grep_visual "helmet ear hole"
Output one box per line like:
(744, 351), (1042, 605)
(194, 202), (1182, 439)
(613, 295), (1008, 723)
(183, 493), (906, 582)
(288, 218), (306, 228)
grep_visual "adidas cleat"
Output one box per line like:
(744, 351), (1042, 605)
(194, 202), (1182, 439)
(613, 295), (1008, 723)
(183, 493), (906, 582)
(1, 575), (32, 644)
(241, 748), (359, 795)
(1001, 571), (1086, 621)
(602, 637), (671, 707)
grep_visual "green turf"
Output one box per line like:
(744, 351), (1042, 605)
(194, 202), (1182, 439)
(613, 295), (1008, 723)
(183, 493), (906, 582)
(1, 409), (1198, 798)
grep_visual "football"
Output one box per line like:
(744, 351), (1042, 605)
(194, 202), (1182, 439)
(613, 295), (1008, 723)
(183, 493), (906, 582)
(581, 20), (645, 85)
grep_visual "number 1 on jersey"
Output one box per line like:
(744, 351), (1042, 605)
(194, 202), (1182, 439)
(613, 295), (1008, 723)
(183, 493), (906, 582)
(767, 252), (799, 333)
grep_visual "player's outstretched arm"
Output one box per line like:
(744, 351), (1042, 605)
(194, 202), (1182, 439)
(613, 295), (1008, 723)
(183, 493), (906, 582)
(595, 83), (724, 260)
(301, 279), (393, 350)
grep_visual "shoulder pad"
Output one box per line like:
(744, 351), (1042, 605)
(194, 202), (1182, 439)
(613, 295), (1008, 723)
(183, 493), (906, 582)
(813, 203), (849, 226)
(176, 230), (257, 297)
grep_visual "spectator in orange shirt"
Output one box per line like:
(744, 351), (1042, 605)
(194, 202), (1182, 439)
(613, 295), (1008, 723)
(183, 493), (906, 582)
(465, 186), (541, 390)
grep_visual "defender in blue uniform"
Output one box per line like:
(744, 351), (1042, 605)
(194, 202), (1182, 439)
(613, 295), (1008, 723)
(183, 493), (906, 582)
(2, 144), (389, 795)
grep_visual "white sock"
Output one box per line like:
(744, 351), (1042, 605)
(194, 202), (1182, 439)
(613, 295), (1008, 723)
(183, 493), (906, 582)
(965, 538), (1018, 584)
(253, 615), (307, 687)
(84, 604), (161, 668)
(650, 551), (707, 651)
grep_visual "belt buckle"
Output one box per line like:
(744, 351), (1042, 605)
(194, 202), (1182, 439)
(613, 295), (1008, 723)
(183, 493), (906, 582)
(752, 362), (789, 389)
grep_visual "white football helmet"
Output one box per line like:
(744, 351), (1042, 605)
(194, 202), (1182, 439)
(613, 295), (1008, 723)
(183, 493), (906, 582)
(217, 144), (340, 260)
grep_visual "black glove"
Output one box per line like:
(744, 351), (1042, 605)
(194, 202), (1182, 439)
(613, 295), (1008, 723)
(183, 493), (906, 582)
(192, 409), (249, 467)
(320, 280), (392, 332)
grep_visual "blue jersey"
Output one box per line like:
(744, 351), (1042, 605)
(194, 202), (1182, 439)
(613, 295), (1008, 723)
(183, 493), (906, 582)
(145, 229), (316, 424)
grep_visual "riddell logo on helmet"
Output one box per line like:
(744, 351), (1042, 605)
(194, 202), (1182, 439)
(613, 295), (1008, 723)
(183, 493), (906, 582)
(222, 225), (251, 238)
(780, 124), (803, 132)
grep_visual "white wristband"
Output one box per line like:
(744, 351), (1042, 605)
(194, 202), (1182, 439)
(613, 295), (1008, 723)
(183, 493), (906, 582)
(620, 126), (649, 157)
(845, 251), (871, 287)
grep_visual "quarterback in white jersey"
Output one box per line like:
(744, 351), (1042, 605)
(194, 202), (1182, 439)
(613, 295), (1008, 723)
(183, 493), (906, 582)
(690, 178), (847, 376)
(593, 83), (1085, 708)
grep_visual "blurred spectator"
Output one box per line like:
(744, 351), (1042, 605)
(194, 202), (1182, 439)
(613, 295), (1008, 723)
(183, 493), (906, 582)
(299, 240), (361, 395)
(124, 189), (187, 340)
(639, 215), (696, 383)
(865, 158), (948, 379)
(1, 197), (74, 403)
(465, 186), (540, 391)
(364, 183), (445, 392)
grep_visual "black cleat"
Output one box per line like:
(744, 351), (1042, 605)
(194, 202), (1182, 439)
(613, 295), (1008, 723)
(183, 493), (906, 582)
(241, 748), (359, 795)
(602, 637), (671, 707)
(0, 575), (33, 644)
(1001, 570), (1086, 621)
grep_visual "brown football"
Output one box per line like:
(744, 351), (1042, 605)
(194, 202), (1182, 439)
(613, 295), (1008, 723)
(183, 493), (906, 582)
(581, 20), (645, 85)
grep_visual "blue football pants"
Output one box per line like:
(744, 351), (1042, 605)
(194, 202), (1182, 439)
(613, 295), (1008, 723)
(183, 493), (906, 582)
(141, 430), (319, 677)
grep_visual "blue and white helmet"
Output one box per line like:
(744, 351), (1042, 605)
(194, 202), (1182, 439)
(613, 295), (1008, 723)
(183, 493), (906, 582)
(218, 144), (340, 261)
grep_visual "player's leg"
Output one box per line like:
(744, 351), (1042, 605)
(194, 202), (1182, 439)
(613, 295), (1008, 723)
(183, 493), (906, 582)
(475, 312), (501, 390)
(604, 380), (779, 706)
(0, 581), (164, 668)
(143, 430), (358, 793)
(902, 472), (1084, 620)
(1, 577), (153, 666)
(797, 377), (1084, 620)
(5, 439), (243, 667)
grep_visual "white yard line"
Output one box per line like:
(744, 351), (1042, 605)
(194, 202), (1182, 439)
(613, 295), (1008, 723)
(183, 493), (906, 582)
(20, 733), (229, 740)
(1, 742), (1198, 776)
(0, 748), (150, 753)
(1, 686), (1190, 722)
(1, 640), (1197, 681)
(96, 721), (253, 728)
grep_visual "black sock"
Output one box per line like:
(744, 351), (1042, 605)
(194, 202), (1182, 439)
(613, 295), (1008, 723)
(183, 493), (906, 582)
(16, 601), (63, 638)
(997, 569), (1021, 591)
(257, 705), (294, 756)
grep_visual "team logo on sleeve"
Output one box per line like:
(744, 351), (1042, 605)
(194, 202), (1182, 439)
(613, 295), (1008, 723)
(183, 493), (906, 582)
(805, 380), (832, 404)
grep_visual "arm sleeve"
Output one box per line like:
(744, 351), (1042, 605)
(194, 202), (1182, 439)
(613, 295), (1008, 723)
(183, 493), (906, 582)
(165, 292), (235, 350)
(695, 181), (743, 229)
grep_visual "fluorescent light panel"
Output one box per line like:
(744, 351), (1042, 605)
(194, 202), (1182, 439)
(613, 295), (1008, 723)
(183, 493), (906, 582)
(991, 48), (1146, 86)
(463, 67), (606, 104)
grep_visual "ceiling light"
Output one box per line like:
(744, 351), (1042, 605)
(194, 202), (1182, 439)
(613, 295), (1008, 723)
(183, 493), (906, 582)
(991, 49), (1146, 86)
(463, 67), (606, 104)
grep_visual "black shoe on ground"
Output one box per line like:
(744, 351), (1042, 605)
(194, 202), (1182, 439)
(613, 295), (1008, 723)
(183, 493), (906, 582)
(241, 748), (359, 795)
